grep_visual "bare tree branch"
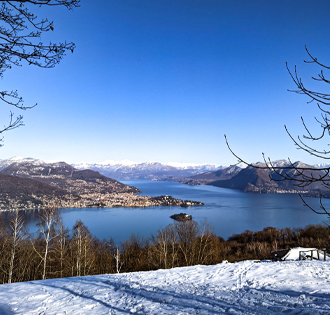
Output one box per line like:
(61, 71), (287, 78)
(0, 0), (79, 142)
(226, 47), (330, 216)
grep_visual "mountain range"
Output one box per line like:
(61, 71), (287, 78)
(0, 157), (138, 195)
(1, 157), (330, 208)
(72, 160), (223, 180)
(181, 160), (330, 196)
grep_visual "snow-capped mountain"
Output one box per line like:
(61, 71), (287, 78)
(0, 157), (224, 181)
(314, 163), (330, 169)
(5, 157), (326, 184)
(0, 156), (45, 170)
(73, 159), (137, 170)
(72, 160), (224, 180)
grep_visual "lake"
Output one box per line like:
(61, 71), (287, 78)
(16, 180), (330, 245)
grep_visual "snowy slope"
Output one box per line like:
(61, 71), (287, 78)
(1, 260), (330, 314)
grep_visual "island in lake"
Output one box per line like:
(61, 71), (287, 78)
(170, 213), (192, 221)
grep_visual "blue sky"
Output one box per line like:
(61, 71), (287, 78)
(1, 0), (330, 165)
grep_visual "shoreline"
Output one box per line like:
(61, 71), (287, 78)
(0, 193), (204, 212)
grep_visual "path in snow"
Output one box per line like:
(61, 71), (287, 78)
(0, 260), (330, 314)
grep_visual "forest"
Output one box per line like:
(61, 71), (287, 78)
(0, 208), (329, 284)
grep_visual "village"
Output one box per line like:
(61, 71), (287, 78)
(0, 191), (204, 211)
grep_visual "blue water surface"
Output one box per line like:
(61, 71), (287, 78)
(20, 180), (329, 244)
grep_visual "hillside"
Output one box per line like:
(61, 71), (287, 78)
(0, 158), (142, 210)
(210, 165), (278, 191)
(0, 260), (329, 314)
(0, 159), (139, 195)
(177, 165), (242, 185)
(0, 174), (74, 210)
(208, 161), (330, 196)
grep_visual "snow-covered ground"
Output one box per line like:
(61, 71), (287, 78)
(0, 260), (330, 314)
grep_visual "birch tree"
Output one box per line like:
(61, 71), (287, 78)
(71, 220), (94, 277)
(33, 206), (60, 280)
(7, 210), (27, 283)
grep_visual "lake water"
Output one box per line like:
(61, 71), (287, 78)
(17, 180), (330, 245)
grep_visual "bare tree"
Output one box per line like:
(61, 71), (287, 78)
(71, 220), (94, 277)
(226, 46), (330, 218)
(194, 219), (215, 265)
(7, 209), (27, 283)
(114, 246), (123, 274)
(33, 206), (61, 280)
(150, 224), (179, 269)
(150, 226), (172, 269)
(0, 0), (79, 143)
(121, 234), (149, 272)
(174, 220), (199, 266)
(53, 219), (69, 278)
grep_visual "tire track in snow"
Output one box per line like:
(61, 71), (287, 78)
(236, 261), (255, 289)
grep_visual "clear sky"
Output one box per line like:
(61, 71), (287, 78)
(1, 0), (330, 165)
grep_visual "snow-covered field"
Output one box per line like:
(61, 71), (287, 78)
(0, 260), (330, 314)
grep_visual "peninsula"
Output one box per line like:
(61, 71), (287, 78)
(0, 159), (204, 211)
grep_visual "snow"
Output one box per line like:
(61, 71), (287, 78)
(314, 163), (330, 169)
(1, 260), (330, 314)
(282, 247), (329, 261)
(165, 162), (222, 170)
(100, 159), (137, 166)
(0, 156), (45, 170)
(72, 160), (223, 172)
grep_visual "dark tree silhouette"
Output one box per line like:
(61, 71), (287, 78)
(226, 46), (330, 218)
(0, 0), (80, 143)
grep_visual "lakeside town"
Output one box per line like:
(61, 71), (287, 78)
(0, 191), (204, 212)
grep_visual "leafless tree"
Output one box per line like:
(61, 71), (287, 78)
(33, 206), (60, 280)
(194, 219), (215, 265)
(150, 226), (172, 269)
(150, 224), (179, 269)
(226, 46), (330, 218)
(6, 209), (27, 283)
(71, 220), (94, 277)
(0, 0), (79, 143)
(114, 246), (122, 274)
(174, 220), (199, 266)
(121, 234), (149, 272)
(53, 219), (69, 278)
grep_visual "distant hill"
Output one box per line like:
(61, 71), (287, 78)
(191, 165), (241, 181)
(0, 173), (73, 210)
(0, 157), (140, 210)
(172, 165), (242, 185)
(209, 161), (330, 196)
(0, 158), (139, 195)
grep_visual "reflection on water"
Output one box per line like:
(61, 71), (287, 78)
(3, 180), (329, 244)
